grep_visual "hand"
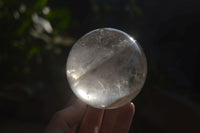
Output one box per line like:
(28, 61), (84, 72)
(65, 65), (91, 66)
(44, 100), (135, 133)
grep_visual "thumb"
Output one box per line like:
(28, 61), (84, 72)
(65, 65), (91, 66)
(44, 100), (87, 133)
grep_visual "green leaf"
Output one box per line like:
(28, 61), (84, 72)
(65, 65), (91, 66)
(45, 9), (71, 29)
(28, 46), (40, 58)
(16, 17), (31, 35)
(34, 0), (48, 11)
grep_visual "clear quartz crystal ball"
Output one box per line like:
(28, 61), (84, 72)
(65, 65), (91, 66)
(66, 28), (147, 109)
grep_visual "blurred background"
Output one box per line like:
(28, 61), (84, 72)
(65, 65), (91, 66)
(0, 0), (200, 132)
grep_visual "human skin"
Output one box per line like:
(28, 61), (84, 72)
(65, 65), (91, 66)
(44, 100), (135, 133)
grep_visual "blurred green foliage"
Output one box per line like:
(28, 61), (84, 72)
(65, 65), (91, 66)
(0, 0), (142, 85)
(0, 0), (75, 83)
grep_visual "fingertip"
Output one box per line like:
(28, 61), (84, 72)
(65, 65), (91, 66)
(130, 102), (134, 107)
(130, 103), (135, 120)
(129, 102), (135, 112)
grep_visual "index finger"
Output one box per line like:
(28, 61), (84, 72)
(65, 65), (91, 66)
(99, 102), (135, 133)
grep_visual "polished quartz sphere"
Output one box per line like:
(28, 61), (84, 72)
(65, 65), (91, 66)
(66, 28), (147, 109)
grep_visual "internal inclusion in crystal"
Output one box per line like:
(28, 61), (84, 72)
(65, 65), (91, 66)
(66, 28), (147, 109)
